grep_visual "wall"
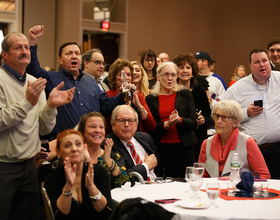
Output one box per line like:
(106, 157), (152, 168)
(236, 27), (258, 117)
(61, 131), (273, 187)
(127, 0), (280, 86)
(23, 0), (280, 85)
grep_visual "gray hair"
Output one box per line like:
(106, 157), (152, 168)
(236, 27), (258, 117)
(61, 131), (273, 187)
(111, 105), (139, 124)
(212, 99), (243, 127)
(81, 48), (102, 70)
(151, 61), (184, 96)
(1, 32), (26, 52)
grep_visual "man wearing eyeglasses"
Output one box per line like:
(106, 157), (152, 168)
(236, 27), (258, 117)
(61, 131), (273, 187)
(222, 49), (280, 179)
(267, 37), (280, 70)
(107, 105), (161, 181)
(81, 48), (109, 92)
(27, 25), (125, 140)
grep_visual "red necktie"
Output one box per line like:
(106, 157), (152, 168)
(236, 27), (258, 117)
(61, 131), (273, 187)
(127, 141), (150, 181)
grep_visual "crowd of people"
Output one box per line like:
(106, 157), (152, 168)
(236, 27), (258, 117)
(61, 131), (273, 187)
(0, 23), (279, 219)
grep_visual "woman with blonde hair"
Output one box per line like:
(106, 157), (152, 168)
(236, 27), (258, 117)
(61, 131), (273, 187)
(146, 62), (197, 178)
(229, 65), (246, 87)
(131, 61), (149, 96)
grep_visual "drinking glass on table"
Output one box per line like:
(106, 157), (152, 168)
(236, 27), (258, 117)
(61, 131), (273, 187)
(185, 167), (195, 193)
(41, 140), (50, 165)
(193, 162), (205, 177)
(189, 176), (203, 199)
(206, 182), (220, 208)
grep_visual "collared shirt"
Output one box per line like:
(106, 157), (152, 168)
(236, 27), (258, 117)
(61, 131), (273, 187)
(26, 45), (124, 138)
(83, 71), (104, 91)
(121, 137), (157, 181)
(222, 72), (280, 145)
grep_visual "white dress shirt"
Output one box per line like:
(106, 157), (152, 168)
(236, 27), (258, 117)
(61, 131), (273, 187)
(222, 71), (280, 145)
(121, 137), (157, 181)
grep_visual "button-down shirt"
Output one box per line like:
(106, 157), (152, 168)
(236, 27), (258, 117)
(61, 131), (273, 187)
(26, 45), (124, 138)
(222, 72), (280, 145)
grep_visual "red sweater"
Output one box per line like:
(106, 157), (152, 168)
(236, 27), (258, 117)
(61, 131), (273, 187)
(198, 128), (271, 179)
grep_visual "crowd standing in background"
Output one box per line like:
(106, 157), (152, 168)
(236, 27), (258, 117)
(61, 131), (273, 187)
(1, 24), (279, 219)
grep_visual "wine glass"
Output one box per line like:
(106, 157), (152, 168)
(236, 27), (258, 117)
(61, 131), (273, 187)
(41, 140), (51, 165)
(185, 167), (195, 193)
(193, 162), (205, 177)
(206, 182), (220, 208)
(189, 176), (203, 199)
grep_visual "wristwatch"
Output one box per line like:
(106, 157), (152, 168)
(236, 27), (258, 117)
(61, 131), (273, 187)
(89, 191), (102, 202)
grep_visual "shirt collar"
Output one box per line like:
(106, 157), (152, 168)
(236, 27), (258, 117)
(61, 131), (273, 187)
(83, 71), (102, 83)
(2, 62), (26, 83)
(60, 67), (83, 79)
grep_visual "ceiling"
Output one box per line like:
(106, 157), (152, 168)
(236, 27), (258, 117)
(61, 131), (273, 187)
(0, 0), (15, 11)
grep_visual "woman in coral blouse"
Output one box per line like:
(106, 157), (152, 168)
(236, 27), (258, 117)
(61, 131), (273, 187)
(198, 99), (270, 179)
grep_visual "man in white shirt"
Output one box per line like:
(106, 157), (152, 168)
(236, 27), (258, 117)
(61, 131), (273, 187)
(106, 105), (160, 181)
(81, 49), (110, 92)
(222, 48), (280, 179)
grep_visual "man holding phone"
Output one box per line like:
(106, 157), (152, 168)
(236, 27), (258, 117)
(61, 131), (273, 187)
(222, 49), (280, 179)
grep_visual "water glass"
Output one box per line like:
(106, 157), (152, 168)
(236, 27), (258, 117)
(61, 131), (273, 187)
(261, 182), (269, 197)
(193, 162), (205, 177)
(253, 182), (262, 198)
(41, 140), (50, 165)
(227, 182), (235, 196)
(185, 167), (195, 193)
(189, 176), (202, 199)
(206, 182), (220, 208)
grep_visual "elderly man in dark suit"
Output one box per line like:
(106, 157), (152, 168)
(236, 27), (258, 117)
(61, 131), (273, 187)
(106, 105), (161, 181)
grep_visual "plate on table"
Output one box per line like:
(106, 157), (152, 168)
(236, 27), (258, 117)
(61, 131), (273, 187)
(176, 201), (209, 209)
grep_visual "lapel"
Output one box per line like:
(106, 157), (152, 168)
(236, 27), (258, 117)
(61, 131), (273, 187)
(133, 133), (153, 155)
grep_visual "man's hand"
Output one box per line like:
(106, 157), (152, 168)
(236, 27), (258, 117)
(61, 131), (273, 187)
(47, 81), (75, 109)
(26, 78), (47, 107)
(144, 153), (157, 170)
(247, 103), (263, 117)
(29, 25), (44, 46)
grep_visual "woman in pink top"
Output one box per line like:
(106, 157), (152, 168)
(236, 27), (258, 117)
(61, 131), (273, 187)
(198, 99), (270, 179)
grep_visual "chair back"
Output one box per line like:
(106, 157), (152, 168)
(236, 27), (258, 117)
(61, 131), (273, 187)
(41, 182), (55, 220)
(129, 172), (145, 184)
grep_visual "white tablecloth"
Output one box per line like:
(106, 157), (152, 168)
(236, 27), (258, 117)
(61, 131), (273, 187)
(111, 178), (280, 220)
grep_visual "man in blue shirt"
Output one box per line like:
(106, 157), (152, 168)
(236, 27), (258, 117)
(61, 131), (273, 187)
(27, 25), (125, 139)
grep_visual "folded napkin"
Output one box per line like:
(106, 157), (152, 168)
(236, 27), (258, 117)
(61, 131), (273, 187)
(236, 172), (254, 195)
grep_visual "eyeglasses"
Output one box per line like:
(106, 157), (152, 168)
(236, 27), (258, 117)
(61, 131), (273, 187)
(213, 113), (234, 122)
(155, 177), (173, 184)
(115, 118), (136, 125)
(158, 73), (177, 78)
(90, 60), (106, 67)
(143, 59), (155, 63)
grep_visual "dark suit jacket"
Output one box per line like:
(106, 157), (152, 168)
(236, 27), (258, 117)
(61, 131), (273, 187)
(146, 89), (198, 148)
(106, 132), (163, 180)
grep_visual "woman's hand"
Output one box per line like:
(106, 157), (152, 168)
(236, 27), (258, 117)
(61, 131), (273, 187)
(169, 109), (181, 124)
(196, 115), (205, 127)
(64, 157), (77, 187)
(85, 161), (95, 189)
(103, 138), (114, 166)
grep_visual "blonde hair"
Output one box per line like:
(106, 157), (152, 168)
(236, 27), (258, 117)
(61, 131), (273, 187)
(151, 62), (184, 96)
(231, 65), (246, 82)
(131, 61), (149, 96)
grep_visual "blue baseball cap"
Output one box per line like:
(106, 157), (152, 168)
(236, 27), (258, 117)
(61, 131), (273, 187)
(194, 51), (212, 62)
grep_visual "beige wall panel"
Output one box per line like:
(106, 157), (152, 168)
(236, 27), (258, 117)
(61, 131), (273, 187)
(24, 0), (56, 70)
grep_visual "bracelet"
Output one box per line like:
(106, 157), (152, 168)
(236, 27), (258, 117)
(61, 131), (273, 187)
(89, 190), (102, 202)
(108, 159), (116, 172)
(110, 162), (118, 173)
(137, 107), (145, 113)
(62, 189), (72, 197)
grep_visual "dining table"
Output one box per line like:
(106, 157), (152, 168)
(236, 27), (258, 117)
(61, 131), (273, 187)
(111, 178), (280, 220)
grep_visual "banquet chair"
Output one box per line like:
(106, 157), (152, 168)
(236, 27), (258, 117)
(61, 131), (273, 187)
(41, 182), (55, 220)
(129, 172), (145, 184)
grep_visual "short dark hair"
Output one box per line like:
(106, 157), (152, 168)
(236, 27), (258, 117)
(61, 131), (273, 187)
(139, 49), (157, 77)
(59, 42), (81, 57)
(249, 49), (267, 63)
(81, 48), (102, 70)
(267, 37), (280, 50)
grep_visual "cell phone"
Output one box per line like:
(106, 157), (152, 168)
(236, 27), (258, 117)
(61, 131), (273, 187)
(254, 100), (263, 107)
(154, 198), (181, 204)
(101, 138), (106, 146)
(196, 110), (202, 119)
